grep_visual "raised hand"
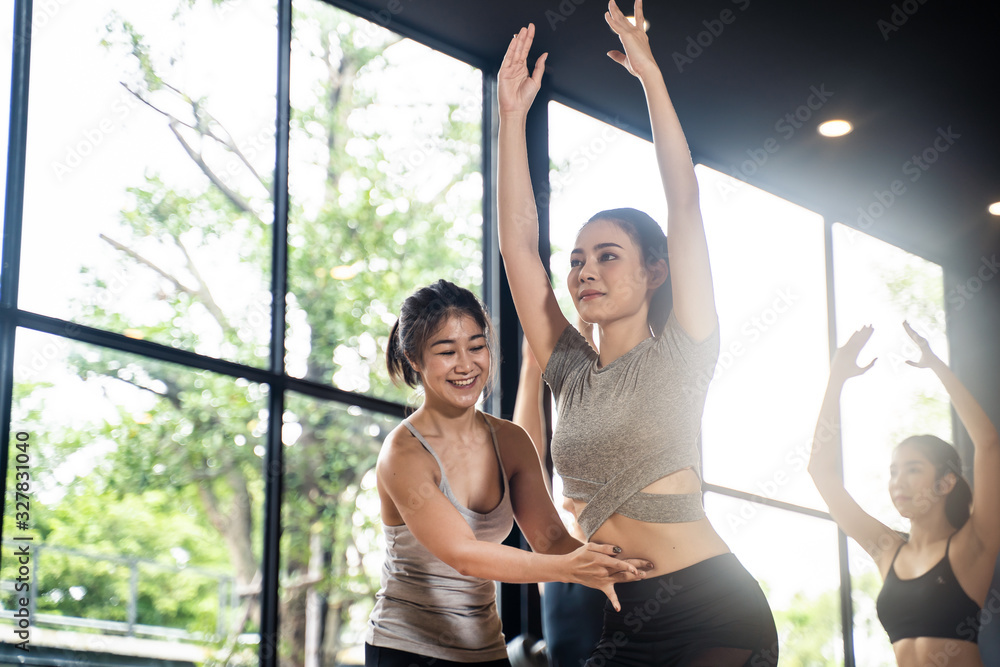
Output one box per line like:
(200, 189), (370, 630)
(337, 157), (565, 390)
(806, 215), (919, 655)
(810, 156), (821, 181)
(830, 325), (876, 382)
(902, 320), (941, 369)
(605, 0), (658, 79)
(498, 23), (547, 117)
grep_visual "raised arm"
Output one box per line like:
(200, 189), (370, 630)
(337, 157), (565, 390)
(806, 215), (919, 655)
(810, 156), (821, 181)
(903, 321), (1000, 553)
(605, 0), (716, 340)
(497, 24), (570, 369)
(808, 326), (903, 574)
(512, 337), (551, 494)
(376, 428), (642, 611)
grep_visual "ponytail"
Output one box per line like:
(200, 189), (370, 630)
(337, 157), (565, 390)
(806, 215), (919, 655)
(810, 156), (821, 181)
(945, 476), (973, 531)
(386, 319), (418, 388)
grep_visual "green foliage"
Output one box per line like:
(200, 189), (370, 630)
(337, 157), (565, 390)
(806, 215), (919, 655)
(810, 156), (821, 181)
(9, 2), (483, 663)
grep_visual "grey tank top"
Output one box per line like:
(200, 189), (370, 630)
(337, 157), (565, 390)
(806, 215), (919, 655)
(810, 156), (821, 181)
(366, 412), (514, 661)
(543, 311), (720, 540)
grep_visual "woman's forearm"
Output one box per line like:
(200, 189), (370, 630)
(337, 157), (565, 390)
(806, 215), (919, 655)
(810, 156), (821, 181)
(930, 357), (1000, 451)
(497, 115), (540, 259)
(809, 374), (847, 487)
(640, 68), (700, 212)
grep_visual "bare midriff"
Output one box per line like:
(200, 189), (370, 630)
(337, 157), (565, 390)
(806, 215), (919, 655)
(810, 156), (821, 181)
(567, 468), (731, 577)
(891, 637), (983, 667)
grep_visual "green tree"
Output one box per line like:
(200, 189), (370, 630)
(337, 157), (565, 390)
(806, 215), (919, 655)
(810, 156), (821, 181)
(14, 2), (482, 665)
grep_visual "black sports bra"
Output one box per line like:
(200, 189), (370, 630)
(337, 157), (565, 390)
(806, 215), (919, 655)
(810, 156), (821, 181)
(876, 533), (981, 644)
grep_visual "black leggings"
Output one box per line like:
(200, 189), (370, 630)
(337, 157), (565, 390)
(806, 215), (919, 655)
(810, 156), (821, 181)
(365, 643), (512, 667)
(584, 553), (778, 667)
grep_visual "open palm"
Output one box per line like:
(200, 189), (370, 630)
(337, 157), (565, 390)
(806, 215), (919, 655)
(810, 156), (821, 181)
(831, 325), (876, 380)
(498, 23), (547, 116)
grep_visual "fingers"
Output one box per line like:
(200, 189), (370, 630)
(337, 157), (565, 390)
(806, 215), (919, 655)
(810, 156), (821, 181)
(531, 53), (548, 86)
(605, 0), (630, 33)
(518, 23), (535, 63)
(607, 50), (628, 68)
(633, 0), (644, 26)
(601, 582), (621, 612)
(585, 543), (642, 575)
(623, 557), (655, 571)
(853, 324), (874, 344)
(902, 320), (928, 346)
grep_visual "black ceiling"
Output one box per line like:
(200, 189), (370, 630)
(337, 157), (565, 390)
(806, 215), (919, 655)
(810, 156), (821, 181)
(337, 0), (1000, 269)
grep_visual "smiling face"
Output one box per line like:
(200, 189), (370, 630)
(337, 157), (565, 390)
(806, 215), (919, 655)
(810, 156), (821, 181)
(889, 443), (952, 519)
(568, 219), (665, 328)
(410, 314), (490, 411)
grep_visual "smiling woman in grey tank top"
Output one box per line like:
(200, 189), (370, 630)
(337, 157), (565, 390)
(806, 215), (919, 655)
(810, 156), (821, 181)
(366, 280), (650, 667)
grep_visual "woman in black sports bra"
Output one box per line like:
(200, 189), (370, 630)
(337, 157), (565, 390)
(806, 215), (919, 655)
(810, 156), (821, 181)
(809, 322), (1000, 667)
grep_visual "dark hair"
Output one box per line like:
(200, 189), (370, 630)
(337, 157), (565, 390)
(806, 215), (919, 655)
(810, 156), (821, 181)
(386, 280), (498, 396)
(898, 434), (972, 530)
(584, 208), (673, 334)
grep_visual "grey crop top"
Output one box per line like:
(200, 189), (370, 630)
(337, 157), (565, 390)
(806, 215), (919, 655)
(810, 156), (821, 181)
(543, 311), (720, 540)
(366, 413), (514, 661)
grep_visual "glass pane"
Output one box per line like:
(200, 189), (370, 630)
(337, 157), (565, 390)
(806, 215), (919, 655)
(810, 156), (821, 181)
(3, 328), (266, 662)
(288, 2), (483, 404)
(279, 392), (398, 665)
(705, 493), (844, 666)
(832, 223), (951, 527)
(832, 224), (951, 666)
(697, 166), (830, 510)
(1, 2), (14, 290)
(18, 1), (276, 366)
(847, 541), (898, 665)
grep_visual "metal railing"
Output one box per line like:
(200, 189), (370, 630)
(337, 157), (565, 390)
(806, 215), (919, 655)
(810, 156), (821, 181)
(1, 540), (237, 642)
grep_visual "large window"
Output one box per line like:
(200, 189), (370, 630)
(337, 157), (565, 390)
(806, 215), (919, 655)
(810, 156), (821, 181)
(18, 0), (278, 367)
(2, 2), (482, 666)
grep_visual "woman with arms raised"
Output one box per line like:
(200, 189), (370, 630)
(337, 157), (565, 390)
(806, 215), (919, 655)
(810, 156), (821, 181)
(496, 2), (778, 664)
(366, 280), (648, 667)
(809, 322), (1000, 667)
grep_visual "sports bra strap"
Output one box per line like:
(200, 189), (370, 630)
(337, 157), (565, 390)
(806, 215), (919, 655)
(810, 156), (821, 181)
(888, 539), (906, 570)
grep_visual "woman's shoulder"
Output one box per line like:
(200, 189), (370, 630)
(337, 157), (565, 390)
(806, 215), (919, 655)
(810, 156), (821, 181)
(378, 421), (433, 473)
(480, 412), (528, 442)
(481, 413), (535, 458)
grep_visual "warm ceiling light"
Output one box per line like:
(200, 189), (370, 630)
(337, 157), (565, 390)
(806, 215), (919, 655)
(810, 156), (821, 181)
(626, 16), (650, 32)
(818, 120), (853, 137)
(989, 202), (1000, 216)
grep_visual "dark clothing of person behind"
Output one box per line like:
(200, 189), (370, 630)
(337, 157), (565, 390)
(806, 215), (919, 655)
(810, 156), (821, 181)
(541, 581), (607, 667)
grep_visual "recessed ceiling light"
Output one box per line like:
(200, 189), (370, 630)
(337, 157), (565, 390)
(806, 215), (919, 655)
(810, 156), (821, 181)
(626, 16), (650, 32)
(989, 202), (1000, 216)
(818, 120), (853, 137)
